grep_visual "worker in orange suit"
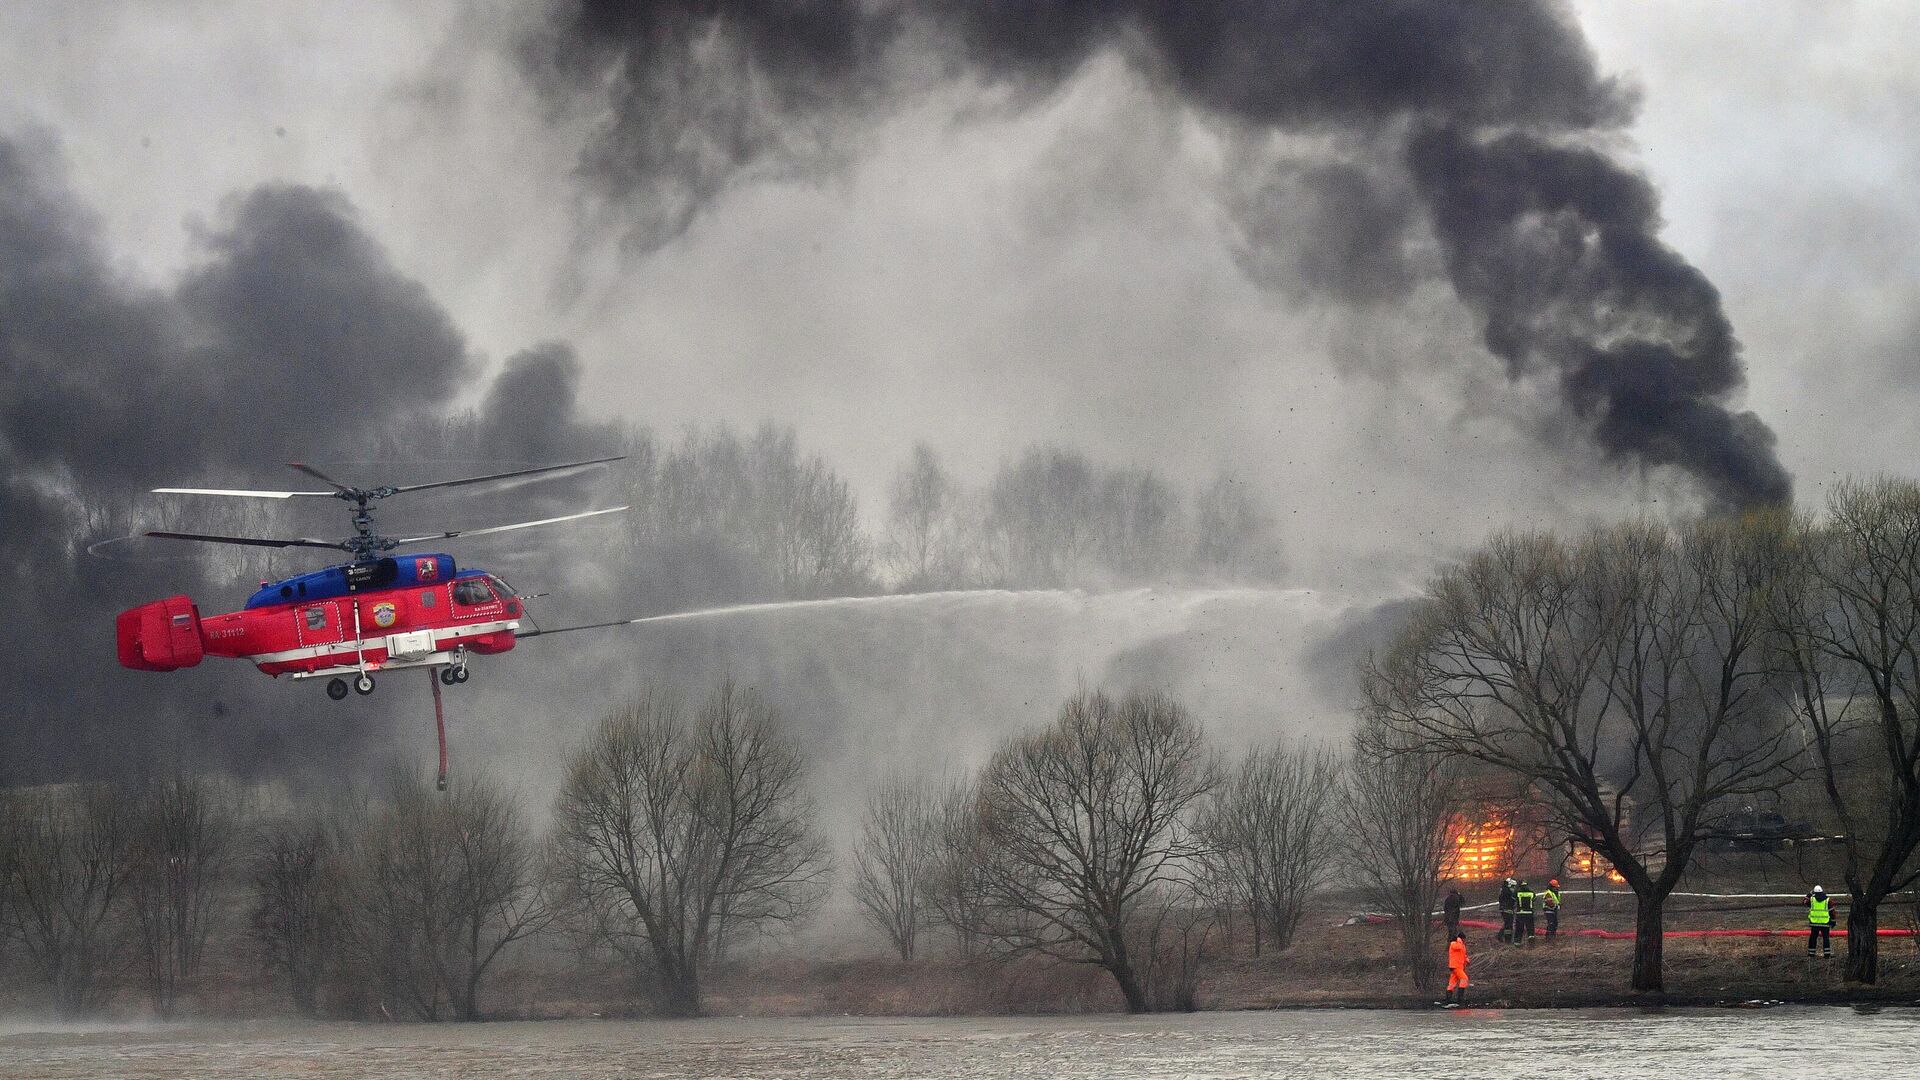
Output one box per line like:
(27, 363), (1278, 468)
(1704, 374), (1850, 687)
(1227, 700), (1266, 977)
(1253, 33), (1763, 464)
(1445, 931), (1470, 1007)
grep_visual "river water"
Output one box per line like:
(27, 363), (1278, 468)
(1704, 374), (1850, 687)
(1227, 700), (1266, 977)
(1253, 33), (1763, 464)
(2, 1008), (1914, 1079)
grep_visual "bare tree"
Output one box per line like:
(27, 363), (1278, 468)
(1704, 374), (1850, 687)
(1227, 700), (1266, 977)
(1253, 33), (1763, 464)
(1200, 742), (1344, 955)
(973, 688), (1217, 1012)
(1092, 466), (1183, 582)
(982, 446), (1103, 585)
(1771, 478), (1920, 984)
(1129, 884), (1223, 1012)
(1336, 709), (1461, 992)
(884, 442), (959, 589)
(342, 773), (552, 1020)
(1190, 470), (1283, 580)
(127, 774), (241, 1017)
(646, 424), (873, 596)
(850, 778), (939, 960)
(922, 777), (991, 958)
(0, 784), (135, 1015)
(1367, 519), (1801, 992)
(247, 818), (343, 1016)
(979, 447), (1184, 586)
(553, 680), (829, 1016)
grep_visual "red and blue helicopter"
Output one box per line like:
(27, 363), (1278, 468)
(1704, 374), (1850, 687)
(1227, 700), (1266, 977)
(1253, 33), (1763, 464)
(110, 458), (632, 784)
(114, 457), (626, 697)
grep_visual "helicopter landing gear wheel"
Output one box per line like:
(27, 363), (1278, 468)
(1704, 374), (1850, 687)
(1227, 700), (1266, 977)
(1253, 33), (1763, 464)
(353, 674), (375, 696)
(451, 666), (470, 684)
(439, 666), (458, 686)
(327, 678), (349, 701)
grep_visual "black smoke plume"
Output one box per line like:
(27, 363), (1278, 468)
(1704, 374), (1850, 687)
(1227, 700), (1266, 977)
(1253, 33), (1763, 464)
(528, 0), (1789, 507)
(1407, 127), (1790, 506)
(0, 132), (611, 784)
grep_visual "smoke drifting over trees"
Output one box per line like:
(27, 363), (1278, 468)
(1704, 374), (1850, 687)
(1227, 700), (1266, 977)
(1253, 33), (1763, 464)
(0, 0), (1808, 785)
(0, 127), (1287, 785)
(526, 0), (1789, 508)
(0, 133), (490, 781)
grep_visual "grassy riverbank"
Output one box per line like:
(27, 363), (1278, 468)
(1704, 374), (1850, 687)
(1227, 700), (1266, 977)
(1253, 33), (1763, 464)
(687, 919), (1920, 1016)
(8, 884), (1919, 1021)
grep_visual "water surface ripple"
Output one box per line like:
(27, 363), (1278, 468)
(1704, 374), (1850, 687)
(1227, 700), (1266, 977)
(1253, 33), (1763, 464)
(4, 1007), (1915, 1079)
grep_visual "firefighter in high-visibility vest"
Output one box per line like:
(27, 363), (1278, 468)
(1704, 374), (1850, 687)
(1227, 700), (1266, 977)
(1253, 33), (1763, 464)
(1806, 886), (1833, 958)
(1514, 880), (1536, 944)
(1445, 931), (1470, 1006)
(1542, 878), (1562, 939)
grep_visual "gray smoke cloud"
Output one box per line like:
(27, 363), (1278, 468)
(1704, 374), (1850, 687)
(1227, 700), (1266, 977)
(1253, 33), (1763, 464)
(0, 130), (613, 784)
(527, 0), (1789, 508)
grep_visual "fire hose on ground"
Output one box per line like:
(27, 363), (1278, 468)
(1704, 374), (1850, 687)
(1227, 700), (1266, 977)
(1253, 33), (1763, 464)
(1441, 918), (1915, 940)
(1354, 891), (1920, 938)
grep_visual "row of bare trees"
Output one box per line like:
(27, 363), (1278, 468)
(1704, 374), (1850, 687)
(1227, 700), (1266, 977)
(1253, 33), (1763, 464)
(1364, 477), (1920, 991)
(610, 423), (872, 598)
(0, 771), (551, 1021)
(881, 443), (1285, 590)
(591, 426), (1287, 603)
(0, 678), (829, 1021)
(850, 689), (1370, 1011)
(0, 777), (242, 1017)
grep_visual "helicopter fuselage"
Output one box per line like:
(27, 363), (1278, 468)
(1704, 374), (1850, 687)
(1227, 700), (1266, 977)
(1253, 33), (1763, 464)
(116, 553), (522, 692)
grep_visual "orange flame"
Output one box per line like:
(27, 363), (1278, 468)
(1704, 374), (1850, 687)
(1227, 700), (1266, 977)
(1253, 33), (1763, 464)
(1571, 846), (1626, 883)
(1443, 814), (1514, 881)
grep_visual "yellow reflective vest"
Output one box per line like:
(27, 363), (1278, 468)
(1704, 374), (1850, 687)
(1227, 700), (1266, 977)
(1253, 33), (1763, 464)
(1808, 896), (1831, 926)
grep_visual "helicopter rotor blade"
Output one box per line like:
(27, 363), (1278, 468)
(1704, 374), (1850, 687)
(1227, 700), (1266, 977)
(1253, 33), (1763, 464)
(144, 530), (349, 551)
(286, 462), (356, 493)
(391, 506), (629, 546)
(151, 487), (336, 499)
(388, 455), (625, 495)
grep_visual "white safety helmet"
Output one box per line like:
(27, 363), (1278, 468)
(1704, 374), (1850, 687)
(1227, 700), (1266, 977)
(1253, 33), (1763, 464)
(1506, 877), (1517, 886)
(1812, 885), (1826, 896)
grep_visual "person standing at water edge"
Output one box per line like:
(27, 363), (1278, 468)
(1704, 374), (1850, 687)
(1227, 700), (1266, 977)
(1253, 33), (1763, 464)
(1498, 878), (1517, 943)
(1445, 932), (1470, 1007)
(1443, 887), (1464, 938)
(1806, 886), (1833, 958)
(1514, 881), (1535, 945)
(1542, 879), (1561, 938)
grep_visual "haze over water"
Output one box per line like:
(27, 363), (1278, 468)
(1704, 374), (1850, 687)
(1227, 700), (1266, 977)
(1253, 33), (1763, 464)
(4, 1009), (1911, 1079)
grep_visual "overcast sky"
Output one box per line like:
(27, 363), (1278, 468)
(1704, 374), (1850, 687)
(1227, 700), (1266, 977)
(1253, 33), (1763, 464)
(4, 0), (1915, 593)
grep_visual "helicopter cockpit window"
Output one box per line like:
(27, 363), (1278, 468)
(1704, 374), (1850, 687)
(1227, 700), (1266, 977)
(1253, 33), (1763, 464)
(452, 579), (494, 606)
(486, 575), (517, 598)
(304, 607), (327, 631)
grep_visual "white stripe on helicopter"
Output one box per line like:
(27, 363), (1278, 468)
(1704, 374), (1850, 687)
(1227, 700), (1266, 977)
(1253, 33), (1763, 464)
(251, 619), (521, 667)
